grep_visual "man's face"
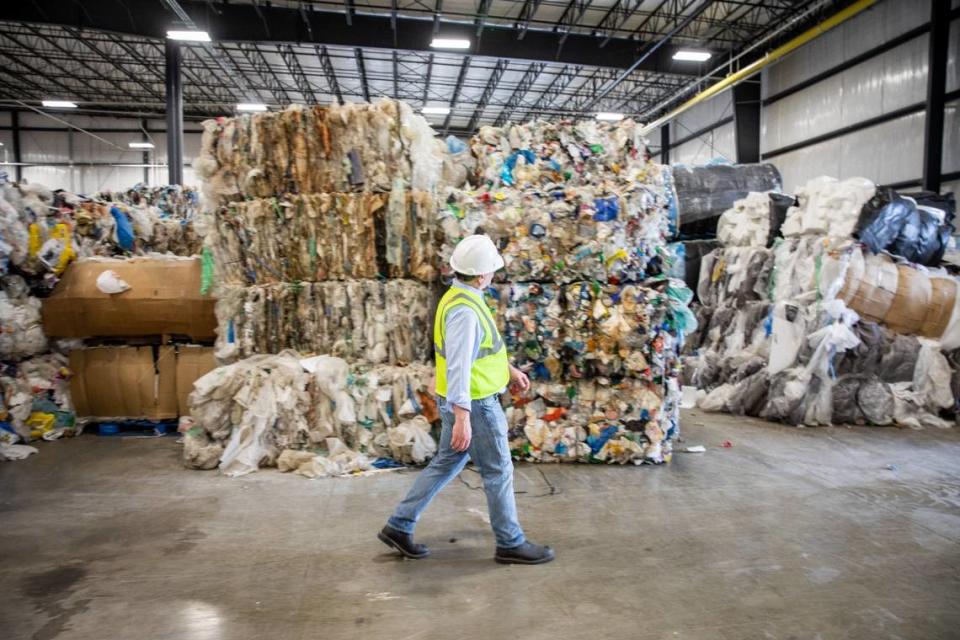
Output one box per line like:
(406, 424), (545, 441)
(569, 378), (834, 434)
(477, 272), (494, 289)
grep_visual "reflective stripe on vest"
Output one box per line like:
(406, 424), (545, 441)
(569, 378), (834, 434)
(435, 292), (504, 359)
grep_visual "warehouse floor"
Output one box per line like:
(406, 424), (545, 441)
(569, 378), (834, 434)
(2, 411), (959, 640)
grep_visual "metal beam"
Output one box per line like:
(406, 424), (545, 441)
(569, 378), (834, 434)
(467, 59), (508, 132)
(354, 48), (370, 102)
(732, 79), (760, 163)
(581, 0), (714, 113)
(443, 56), (472, 134)
(316, 46), (343, 105)
(280, 44), (317, 103)
(923, 0), (949, 193)
(141, 117), (150, 185)
(494, 62), (545, 126)
(165, 39), (184, 185)
(0, 0), (695, 74)
(514, 0), (543, 40)
(11, 109), (21, 182)
(660, 123), (670, 164)
(517, 64), (582, 122)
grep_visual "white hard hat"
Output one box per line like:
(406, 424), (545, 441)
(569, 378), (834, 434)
(449, 234), (505, 275)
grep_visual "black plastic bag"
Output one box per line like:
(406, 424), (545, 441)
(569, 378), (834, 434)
(911, 190), (956, 223)
(854, 187), (915, 254)
(767, 193), (795, 247)
(879, 333), (920, 383)
(890, 206), (953, 266)
(832, 374), (866, 424)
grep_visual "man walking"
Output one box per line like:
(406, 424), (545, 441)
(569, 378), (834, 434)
(379, 234), (555, 565)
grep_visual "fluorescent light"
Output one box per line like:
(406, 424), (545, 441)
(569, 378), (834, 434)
(430, 38), (471, 50)
(129, 142), (155, 149)
(167, 30), (211, 42)
(237, 103), (268, 112)
(42, 100), (77, 108)
(673, 50), (712, 62)
(596, 112), (625, 122)
(421, 106), (451, 116)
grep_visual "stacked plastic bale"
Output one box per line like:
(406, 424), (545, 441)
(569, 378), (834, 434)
(688, 176), (960, 428)
(441, 119), (694, 464)
(189, 99), (445, 476)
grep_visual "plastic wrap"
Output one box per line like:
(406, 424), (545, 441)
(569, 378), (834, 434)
(214, 280), (434, 365)
(0, 275), (47, 359)
(671, 163), (782, 233)
(185, 351), (437, 476)
(854, 187), (916, 255)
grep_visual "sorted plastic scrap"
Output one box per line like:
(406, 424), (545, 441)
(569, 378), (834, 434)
(716, 191), (793, 248)
(501, 376), (681, 464)
(440, 182), (671, 284)
(195, 99), (444, 202)
(485, 279), (692, 383)
(470, 119), (658, 190)
(214, 279), (434, 365)
(0, 275), (48, 359)
(0, 351), (74, 442)
(209, 190), (438, 285)
(183, 351), (437, 477)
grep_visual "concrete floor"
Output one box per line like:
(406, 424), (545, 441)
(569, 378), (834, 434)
(1, 411), (959, 640)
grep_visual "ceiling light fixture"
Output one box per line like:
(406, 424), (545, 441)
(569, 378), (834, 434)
(430, 38), (471, 50)
(596, 112), (625, 122)
(673, 50), (712, 62)
(167, 30), (211, 42)
(129, 142), (155, 149)
(237, 103), (268, 112)
(421, 106), (451, 115)
(42, 100), (77, 108)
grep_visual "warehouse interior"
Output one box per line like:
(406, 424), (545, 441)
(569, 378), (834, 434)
(0, 0), (958, 638)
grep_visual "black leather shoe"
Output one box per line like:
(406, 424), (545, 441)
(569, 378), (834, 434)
(495, 541), (555, 565)
(378, 526), (430, 559)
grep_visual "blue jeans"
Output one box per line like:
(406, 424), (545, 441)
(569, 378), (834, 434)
(387, 395), (526, 548)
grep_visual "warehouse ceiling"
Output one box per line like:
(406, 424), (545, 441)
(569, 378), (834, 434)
(0, 0), (844, 133)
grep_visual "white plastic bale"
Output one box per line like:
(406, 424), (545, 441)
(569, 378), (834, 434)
(185, 352), (437, 476)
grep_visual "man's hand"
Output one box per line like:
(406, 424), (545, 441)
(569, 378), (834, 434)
(451, 406), (472, 451)
(509, 365), (531, 395)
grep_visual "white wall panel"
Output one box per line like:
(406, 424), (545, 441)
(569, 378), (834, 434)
(670, 121), (736, 166)
(22, 166), (72, 189)
(670, 92), (732, 144)
(762, 0), (931, 99)
(771, 111), (925, 192)
(944, 99), (960, 173)
(20, 131), (71, 163)
(762, 35), (930, 154)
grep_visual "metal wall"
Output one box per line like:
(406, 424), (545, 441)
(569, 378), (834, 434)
(0, 110), (202, 193)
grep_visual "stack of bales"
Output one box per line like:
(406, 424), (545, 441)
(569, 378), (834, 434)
(441, 119), (693, 464)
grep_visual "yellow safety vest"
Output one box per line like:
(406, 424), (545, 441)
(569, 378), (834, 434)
(434, 285), (510, 400)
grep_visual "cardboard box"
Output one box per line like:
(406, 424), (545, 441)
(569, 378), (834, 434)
(71, 345), (217, 419)
(175, 346), (217, 416)
(70, 346), (178, 420)
(884, 265), (932, 335)
(42, 257), (216, 340)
